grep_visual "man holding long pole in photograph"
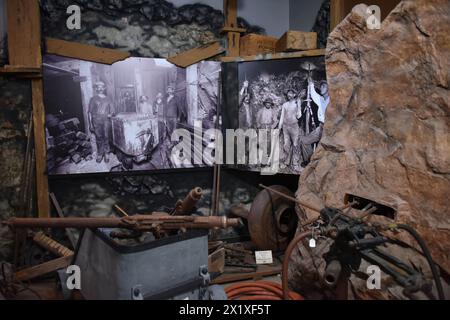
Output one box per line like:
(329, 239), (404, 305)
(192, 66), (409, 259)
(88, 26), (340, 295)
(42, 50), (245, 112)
(305, 78), (330, 143)
(277, 89), (302, 168)
(299, 79), (330, 164)
(239, 80), (253, 129)
(88, 81), (114, 164)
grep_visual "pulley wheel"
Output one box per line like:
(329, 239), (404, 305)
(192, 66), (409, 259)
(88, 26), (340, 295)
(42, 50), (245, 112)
(248, 185), (298, 251)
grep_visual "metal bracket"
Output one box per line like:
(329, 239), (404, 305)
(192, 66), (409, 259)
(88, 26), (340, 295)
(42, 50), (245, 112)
(131, 285), (144, 300)
(199, 265), (210, 287)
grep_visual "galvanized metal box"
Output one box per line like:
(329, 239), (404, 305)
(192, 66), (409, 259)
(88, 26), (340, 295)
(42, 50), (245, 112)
(74, 228), (209, 300)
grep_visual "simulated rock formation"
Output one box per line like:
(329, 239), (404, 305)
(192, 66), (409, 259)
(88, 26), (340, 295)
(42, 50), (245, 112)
(291, 0), (450, 296)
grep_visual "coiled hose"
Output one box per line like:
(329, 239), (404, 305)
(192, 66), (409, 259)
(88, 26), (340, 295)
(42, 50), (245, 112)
(225, 280), (304, 300)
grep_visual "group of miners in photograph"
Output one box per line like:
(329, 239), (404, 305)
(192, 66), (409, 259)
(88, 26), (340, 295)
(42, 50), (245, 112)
(238, 67), (329, 173)
(88, 80), (186, 165)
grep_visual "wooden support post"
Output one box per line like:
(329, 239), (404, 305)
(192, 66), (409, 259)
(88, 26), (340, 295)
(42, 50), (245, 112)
(224, 0), (238, 29)
(6, 0), (42, 67)
(226, 32), (241, 57)
(32, 79), (50, 218)
(7, 0), (50, 217)
(222, 0), (245, 57)
(330, 0), (345, 31)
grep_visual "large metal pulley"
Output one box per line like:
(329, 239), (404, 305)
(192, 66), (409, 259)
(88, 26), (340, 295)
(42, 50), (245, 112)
(248, 185), (298, 251)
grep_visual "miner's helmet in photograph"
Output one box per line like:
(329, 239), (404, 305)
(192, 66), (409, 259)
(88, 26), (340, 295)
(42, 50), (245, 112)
(263, 97), (275, 106)
(94, 81), (106, 88)
(139, 95), (149, 103)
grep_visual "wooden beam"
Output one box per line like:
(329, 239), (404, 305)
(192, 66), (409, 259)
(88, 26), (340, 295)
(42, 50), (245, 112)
(33, 231), (74, 257)
(0, 65), (42, 79)
(220, 26), (246, 34)
(32, 79), (50, 218)
(45, 38), (130, 65)
(167, 41), (226, 68)
(14, 255), (73, 282)
(0, 65), (41, 75)
(6, 0), (42, 67)
(220, 48), (325, 63)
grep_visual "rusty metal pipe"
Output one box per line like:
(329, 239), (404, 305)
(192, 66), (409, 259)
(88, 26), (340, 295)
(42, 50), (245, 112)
(177, 187), (203, 215)
(324, 260), (342, 287)
(4, 215), (242, 231)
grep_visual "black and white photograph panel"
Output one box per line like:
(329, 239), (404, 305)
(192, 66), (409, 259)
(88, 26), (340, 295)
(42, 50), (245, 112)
(43, 55), (221, 175)
(237, 56), (328, 175)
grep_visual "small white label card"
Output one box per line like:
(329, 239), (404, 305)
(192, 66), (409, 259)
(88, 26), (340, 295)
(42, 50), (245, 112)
(255, 250), (273, 265)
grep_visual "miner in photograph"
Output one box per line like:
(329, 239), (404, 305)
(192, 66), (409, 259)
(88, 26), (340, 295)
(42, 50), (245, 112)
(164, 85), (184, 138)
(257, 97), (278, 130)
(138, 95), (155, 116)
(88, 81), (114, 163)
(302, 79), (330, 146)
(277, 89), (302, 166)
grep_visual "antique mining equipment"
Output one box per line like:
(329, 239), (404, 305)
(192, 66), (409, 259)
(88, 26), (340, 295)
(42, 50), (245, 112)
(5, 189), (239, 300)
(74, 228), (221, 300)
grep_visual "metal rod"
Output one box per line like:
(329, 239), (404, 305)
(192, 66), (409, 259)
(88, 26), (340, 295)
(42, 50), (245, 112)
(259, 184), (321, 213)
(114, 204), (129, 217)
(5, 215), (242, 231)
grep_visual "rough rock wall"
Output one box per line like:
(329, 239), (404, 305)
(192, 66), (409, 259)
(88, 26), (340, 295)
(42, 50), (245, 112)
(294, 0), (450, 278)
(0, 79), (32, 261)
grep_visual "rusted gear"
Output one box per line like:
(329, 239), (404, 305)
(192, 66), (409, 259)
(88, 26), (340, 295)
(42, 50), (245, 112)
(248, 185), (298, 251)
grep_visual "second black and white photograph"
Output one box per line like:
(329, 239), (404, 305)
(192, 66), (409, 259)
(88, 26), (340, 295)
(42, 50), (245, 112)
(43, 56), (221, 175)
(237, 56), (328, 174)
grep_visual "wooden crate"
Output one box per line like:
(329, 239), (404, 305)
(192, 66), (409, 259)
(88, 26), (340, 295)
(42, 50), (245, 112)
(240, 33), (278, 56)
(276, 30), (317, 52)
